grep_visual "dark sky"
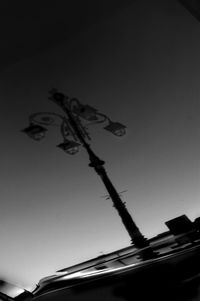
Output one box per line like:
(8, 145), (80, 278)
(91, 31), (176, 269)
(1, 0), (200, 290)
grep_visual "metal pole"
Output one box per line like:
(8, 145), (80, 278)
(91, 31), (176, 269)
(52, 93), (157, 258)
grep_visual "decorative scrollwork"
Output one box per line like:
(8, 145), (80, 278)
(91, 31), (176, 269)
(29, 112), (65, 127)
(75, 116), (91, 141)
(69, 98), (82, 113)
(85, 112), (110, 126)
(60, 119), (79, 141)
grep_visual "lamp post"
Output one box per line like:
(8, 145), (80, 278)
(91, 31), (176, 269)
(22, 89), (156, 259)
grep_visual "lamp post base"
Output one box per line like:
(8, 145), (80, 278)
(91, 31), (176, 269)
(131, 235), (159, 260)
(137, 247), (159, 260)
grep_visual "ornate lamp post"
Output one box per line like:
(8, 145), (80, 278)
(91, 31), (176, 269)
(22, 89), (156, 259)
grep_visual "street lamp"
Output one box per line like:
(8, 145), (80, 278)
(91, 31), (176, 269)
(104, 121), (126, 137)
(22, 89), (156, 259)
(57, 140), (81, 155)
(22, 124), (48, 141)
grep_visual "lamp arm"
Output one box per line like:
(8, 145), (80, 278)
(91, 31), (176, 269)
(60, 118), (79, 142)
(69, 98), (82, 113)
(85, 112), (110, 126)
(74, 116), (91, 140)
(29, 112), (65, 127)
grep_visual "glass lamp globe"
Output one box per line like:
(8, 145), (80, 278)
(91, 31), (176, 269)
(57, 140), (80, 155)
(22, 124), (47, 141)
(104, 122), (126, 137)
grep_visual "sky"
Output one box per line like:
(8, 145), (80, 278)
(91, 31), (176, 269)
(1, 0), (200, 291)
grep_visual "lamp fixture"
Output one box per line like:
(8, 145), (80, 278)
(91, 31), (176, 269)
(104, 122), (126, 137)
(57, 139), (81, 155)
(22, 124), (47, 141)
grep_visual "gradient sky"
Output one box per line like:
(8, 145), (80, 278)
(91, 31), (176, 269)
(1, 0), (200, 290)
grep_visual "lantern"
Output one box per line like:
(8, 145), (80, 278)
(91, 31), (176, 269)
(22, 124), (47, 141)
(57, 139), (80, 155)
(104, 122), (126, 137)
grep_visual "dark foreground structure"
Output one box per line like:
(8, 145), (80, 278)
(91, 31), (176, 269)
(33, 244), (200, 301)
(1, 236), (200, 301)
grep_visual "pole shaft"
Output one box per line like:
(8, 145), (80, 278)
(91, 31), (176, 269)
(52, 94), (156, 256)
(62, 102), (149, 247)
